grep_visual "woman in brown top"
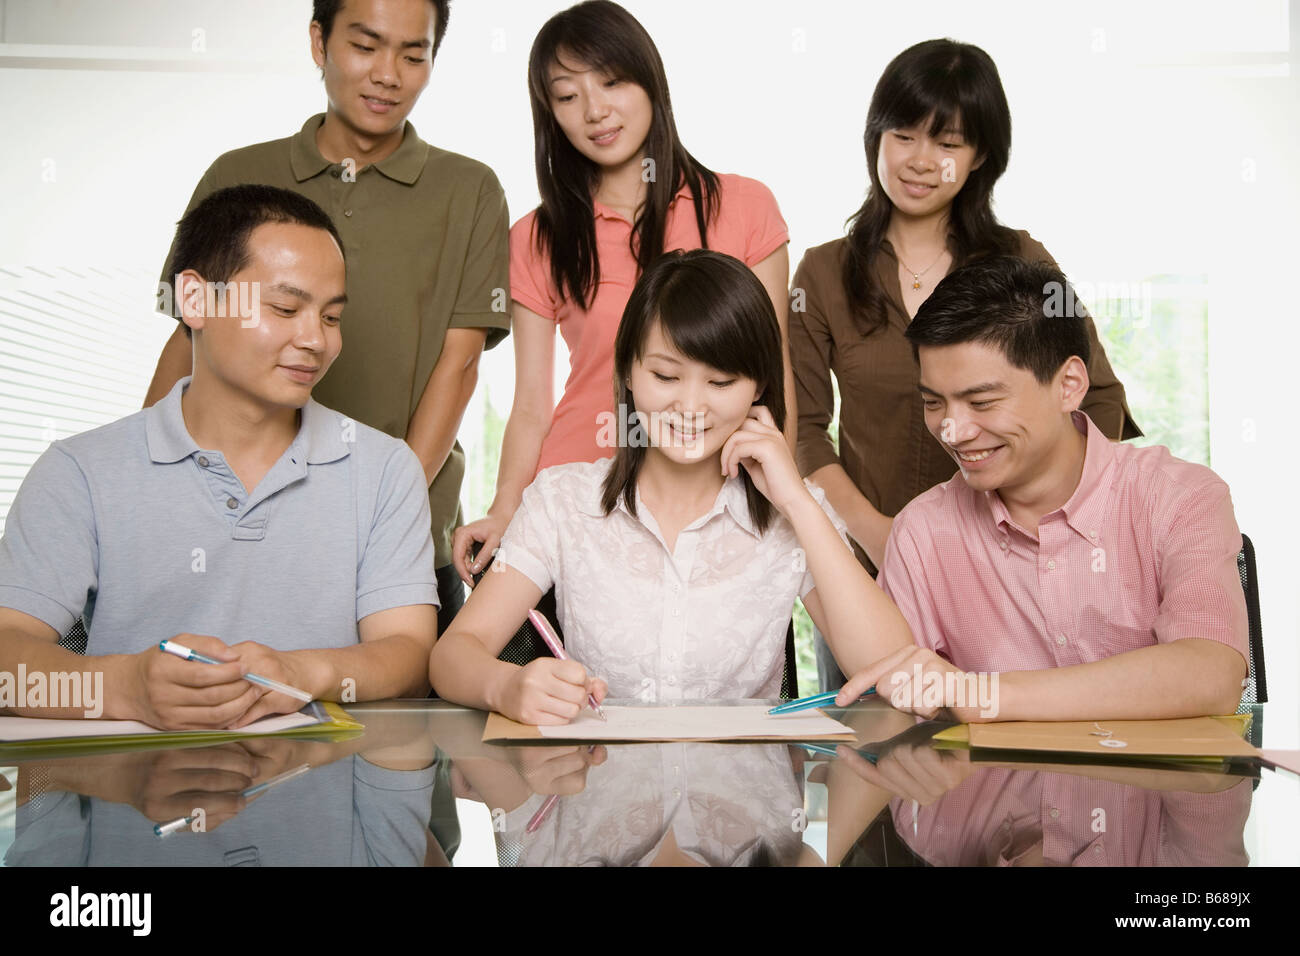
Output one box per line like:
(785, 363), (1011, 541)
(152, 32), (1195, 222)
(789, 39), (1140, 689)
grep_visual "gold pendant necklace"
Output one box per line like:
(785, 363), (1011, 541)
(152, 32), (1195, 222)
(896, 249), (947, 290)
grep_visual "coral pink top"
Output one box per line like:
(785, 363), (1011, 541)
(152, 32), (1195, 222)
(510, 173), (789, 473)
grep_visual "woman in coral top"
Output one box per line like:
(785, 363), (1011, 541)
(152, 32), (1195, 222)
(452, 0), (793, 583)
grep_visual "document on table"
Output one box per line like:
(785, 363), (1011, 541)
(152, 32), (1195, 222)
(0, 711), (319, 742)
(483, 703), (857, 743)
(0, 701), (363, 759)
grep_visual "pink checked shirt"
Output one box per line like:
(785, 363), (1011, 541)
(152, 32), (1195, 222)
(876, 412), (1249, 672)
(891, 768), (1251, 866)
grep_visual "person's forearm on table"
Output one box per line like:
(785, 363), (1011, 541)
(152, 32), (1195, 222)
(288, 633), (434, 702)
(988, 639), (1246, 722)
(429, 629), (517, 712)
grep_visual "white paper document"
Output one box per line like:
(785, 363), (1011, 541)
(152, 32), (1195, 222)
(0, 710), (318, 743)
(534, 704), (854, 741)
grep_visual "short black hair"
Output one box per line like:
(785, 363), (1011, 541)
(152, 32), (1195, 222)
(313, 0), (451, 59)
(905, 256), (1091, 384)
(167, 184), (343, 338)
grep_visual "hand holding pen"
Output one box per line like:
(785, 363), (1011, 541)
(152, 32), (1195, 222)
(528, 610), (607, 722)
(494, 612), (608, 726)
(160, 640), (312, 702)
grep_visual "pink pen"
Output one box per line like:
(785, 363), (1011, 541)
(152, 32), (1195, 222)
(527, 609), (607, 721)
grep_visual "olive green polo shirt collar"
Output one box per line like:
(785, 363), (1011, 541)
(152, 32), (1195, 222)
(146, 376), (351, 466)
(289, 113), (429, 186)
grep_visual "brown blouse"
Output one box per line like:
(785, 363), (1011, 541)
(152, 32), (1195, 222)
(789, 231), (1141, 573)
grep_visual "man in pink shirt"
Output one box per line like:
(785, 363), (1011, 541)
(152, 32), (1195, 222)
(834, 256), (1248, 721)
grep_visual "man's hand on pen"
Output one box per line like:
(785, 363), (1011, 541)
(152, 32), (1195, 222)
(225, 642), (320, 728)
(126, 633), (259, 731)
(835, 738), (975, 808)
(839, 645), (991, 723)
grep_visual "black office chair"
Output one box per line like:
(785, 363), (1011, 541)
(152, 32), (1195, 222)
(470, 542), (798, 700)
(1236, 533), (1266, 714)
(58, 618), (88, 655)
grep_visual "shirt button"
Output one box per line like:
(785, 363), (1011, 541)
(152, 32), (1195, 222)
(197, 455), (209, 467)
(1089, 530), (1099, 540)
(1056, 634), (1067, 646)
(673, 765), (679, 774)
(672, 788), (681, 797)
(668, 652), (676, 661)
(1049, 808), (1060, 819)
(1046, 560), (1056, 570)
(226, 497), (238, 510)
(999, 539), (1008, 550)
(1093, 845), (1103, 855)
(343, 209), (352, 217)
(667, 676), (676, 686)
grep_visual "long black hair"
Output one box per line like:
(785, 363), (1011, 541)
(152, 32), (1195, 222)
(843, 38), (1020, 335)
(602, 250), (786, 534)
(526, 0), (720, 309)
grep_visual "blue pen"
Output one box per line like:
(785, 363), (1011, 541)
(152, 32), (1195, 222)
(768, 687), (876, 716)
(154, 763), (311, 836)
(796, 742), (880, 763)
(159, 639), (313, 703)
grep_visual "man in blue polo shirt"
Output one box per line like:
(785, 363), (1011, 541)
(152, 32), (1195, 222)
(0, 185), (439, 730)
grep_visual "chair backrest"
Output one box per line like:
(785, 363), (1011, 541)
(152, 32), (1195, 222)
(58, 618), (87, 655)
(472, 543), (798, 700)
(1236, 533), (1266, 711)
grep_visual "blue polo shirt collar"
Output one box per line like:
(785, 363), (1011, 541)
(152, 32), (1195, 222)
(146, 377), (352, 467)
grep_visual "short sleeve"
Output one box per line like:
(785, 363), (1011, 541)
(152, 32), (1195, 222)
(509, 212), (559, 321)
(0, 444), (99, 635)
(1151, 481), (1249, 661)
(798, 481), (854, 599)
(449, 169), (512, 351)
(356, 444), (440, 620)
(496, 474), (560, 593)
(789, 247), (840, 477)
(874, 511), (949, 660)
(353, 755), (438, 866)
(157, 157), (229, 318)
(734, 177), (789, 267)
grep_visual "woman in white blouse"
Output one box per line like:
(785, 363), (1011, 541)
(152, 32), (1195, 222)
(429, 251), (913, 724)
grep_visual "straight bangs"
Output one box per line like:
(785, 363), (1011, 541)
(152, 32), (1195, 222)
(603, 250), (786, 534)
(866, 39), (1010, 180)
(649, 270), (783, 422)
(527, 4), (662, 114)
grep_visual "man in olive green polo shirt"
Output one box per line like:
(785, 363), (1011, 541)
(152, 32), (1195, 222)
(145, 0), (508, 633)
